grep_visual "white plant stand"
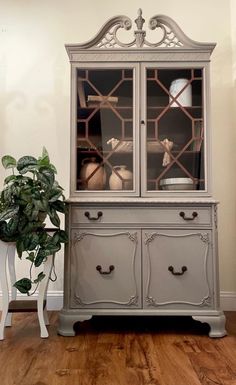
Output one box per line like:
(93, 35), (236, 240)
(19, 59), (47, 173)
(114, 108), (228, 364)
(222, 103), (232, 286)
(0, 240), (54, 339)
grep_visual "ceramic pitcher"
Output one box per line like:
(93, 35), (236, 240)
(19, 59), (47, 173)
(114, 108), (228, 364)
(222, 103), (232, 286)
(80, 157), (106, 190)
(109, 165), (133, 190)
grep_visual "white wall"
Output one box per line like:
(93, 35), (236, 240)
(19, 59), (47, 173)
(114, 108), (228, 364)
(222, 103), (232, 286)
(0, 0), (235, 304)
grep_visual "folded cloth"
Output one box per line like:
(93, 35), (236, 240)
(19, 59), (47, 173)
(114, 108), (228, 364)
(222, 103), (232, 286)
(161, 138), (174, 166)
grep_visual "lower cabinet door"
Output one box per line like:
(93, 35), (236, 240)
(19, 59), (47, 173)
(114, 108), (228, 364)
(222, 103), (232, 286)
(142, 230), (214, 309)
(70, 229), (142, 308)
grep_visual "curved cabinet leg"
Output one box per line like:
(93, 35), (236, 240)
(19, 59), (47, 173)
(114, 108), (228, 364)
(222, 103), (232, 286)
(193, 313), (227, 338)
(58, 312), (92, 336)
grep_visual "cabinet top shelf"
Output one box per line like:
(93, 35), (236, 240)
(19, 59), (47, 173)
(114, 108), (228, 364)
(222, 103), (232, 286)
(76, 149), (202, 155)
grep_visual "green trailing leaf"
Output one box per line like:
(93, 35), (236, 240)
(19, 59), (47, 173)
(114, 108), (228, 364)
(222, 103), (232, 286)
(36, 198), (48, 212)
(18, 215), (29, 233)
(37, 167), (55, 188)
(4, 175), (17, 184)
(48, 187), (64, 202)
(49, 163), (57, 174)
(37, 147), (50, 167)
(16, 156), (38, 174)
(25, 233), (39, 251)
(51, 200), (66, 213)
(51, 232), (60, 244)
(38, 211), (47, 222)
(42, 147), (49, 159)
(7, 216), (19, 236)
(34, 272), (46, 284)
(48, 208), (60, 227)
(45, 241), (61, 253)
(24, 203), (34, 219)
(54, 230), (68, 243)
(16, 239), (25, 257)
(0, 221), (13, 242)
(26, 252), (35, 262)
(2, 155), (16, 170)
(22, 221), (45, 235)
(34, 248), (47, 267)
(0, 206), (19, 221)
(13, 278), (32, 294)
(38, 230), (48, 245)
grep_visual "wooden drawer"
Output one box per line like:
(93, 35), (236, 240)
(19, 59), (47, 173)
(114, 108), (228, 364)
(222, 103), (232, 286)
(71, 206), (212, 226)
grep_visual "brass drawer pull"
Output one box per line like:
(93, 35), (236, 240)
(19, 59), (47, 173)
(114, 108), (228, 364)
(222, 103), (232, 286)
(168, 265), (187, 276)
(179, 211), (198, 221)
(96, 265), (115, 275)
(84, 211), (103, 221)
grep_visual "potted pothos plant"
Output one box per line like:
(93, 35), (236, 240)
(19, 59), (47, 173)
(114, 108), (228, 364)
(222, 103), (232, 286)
(0, 147), (68, 295)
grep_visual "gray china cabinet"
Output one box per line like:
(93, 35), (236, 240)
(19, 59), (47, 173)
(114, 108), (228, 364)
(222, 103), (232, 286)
(58, 10), (226, 337)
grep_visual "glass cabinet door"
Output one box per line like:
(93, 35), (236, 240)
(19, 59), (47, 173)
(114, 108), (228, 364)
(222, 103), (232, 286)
(144, 67), (205, 193)
(75, 66), (138, 195)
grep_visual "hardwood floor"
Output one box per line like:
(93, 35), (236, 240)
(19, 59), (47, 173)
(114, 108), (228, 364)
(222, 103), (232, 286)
(1, 312), (236, 385)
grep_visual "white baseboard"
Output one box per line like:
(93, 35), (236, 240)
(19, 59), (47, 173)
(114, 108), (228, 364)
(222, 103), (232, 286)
(220, 291), (236, 311)
(0, 291), (235, 311)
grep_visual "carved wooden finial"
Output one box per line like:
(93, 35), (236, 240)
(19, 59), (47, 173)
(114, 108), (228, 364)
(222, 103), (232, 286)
(135, 9), (145, 31)
(134, 9), (146, 47)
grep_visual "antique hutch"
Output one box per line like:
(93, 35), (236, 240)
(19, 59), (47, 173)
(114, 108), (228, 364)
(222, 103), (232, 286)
(58, 10), (226, 337)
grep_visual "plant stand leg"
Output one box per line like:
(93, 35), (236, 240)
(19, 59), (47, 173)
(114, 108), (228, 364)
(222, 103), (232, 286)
(0, 241), (10, 340)
(43, 308), (50, 326)
(37, 254), (54, 338)
(5, 244), (17, 327)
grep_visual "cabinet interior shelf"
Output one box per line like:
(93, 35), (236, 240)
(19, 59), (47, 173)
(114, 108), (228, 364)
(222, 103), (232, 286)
(78, 105), (202, 109)
(78, 106), (132, 110)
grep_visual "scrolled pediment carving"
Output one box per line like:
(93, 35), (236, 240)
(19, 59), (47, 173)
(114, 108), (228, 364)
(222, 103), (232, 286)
(66, 9), (216, 52)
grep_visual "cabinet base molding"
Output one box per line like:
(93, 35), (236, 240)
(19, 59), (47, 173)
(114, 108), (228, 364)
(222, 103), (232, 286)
(192, 313), (227, 338)
(58, 309), (226, 338)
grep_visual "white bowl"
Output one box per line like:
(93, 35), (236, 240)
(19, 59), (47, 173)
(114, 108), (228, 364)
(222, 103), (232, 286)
(160, 177), (195, 190)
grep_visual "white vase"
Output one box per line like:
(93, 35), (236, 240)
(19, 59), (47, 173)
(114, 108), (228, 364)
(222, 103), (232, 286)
(80, 157), (106, 190)
(109, 165), (133, 190)
(169, 78), (192, 107)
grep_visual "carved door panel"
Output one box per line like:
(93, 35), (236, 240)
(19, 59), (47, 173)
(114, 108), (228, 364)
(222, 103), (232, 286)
(142, 230), (213, 309)
(70, 229), (142, 308)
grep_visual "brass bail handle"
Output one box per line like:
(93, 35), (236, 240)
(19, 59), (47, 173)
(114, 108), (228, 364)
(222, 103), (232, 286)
(168, 265), (187, 276)
(96, 265), (115, 275)
(179, 211), (198, 221)
(84, 211), (103, 220)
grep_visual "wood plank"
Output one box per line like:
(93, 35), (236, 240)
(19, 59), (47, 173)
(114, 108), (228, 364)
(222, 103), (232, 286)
(0, 312), (236, 385)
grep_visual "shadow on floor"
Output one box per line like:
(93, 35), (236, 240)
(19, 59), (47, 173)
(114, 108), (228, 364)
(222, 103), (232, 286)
(74, 315), (211, 336)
